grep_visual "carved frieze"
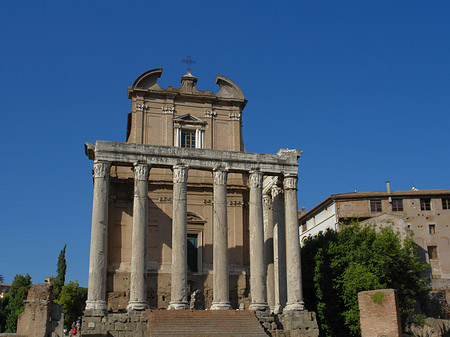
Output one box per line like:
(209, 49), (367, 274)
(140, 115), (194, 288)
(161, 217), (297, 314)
(162, 106), (174, 114)
(173, 165), (188, 183)
(93, 161), (111, 178)
(228, 113), (241, 120)
(205, 110), (217, 118)
(203, 199), (212, 205)
(250, 171), (263, 189)
(133, 163), (150, 181)
(283, 176), (298, 190)
(159, 197), (172, 203)
(271, 185), (283, 199)
(136, 103), (149, 111)
(213, 170), (228, 186)
(229, 200), (244, 207)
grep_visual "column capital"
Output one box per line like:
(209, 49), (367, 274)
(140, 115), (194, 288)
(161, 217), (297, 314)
(271, 184), (283, 199)
(133, 163), (150, 181)
(263, 194), (273, 210)
(283, 175), (298, 191)
(93, 160), (111, 178)
(173, 165), (188, 183)
(249, 170), (263, 188)
(213, 169), (228, 186)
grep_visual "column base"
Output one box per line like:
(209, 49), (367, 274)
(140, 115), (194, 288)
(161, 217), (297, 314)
(273, 304), (284, 314)
(284, 301), (305, 312)
(210, 302), (232, 310)
(168, 301), (189, 310)
(249, 302), (270, 311)
(84, 300), (107, 316)
(127, 301), (149, 311)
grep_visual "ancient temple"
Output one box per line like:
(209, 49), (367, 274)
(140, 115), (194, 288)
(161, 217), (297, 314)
(82, 69), (316, 336)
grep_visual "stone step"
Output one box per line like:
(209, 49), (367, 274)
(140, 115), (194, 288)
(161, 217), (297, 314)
(147, 310), (269, 337)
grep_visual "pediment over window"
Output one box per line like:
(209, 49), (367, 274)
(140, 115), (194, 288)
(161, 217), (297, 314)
(187, 212), (206, 225)
(173, 114), (206, 126)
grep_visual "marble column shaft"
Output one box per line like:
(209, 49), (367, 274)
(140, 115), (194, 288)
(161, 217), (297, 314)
(168, 165), (189, 310)
(284, 175), (305, 311)
(211, 169), (231, 310)
(272, 184), (287, 313)
(86, 160), (111, 315)
(128, 163), (150, 311)
(249, 170), (269, 311)
(263, 193), (275, 310)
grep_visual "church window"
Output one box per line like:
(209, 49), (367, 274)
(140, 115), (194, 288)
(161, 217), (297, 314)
(442, 198), (450, 210)
(181, 129), (196, 148)
(392, 199), (403, 211)
(420, 198), (431, 211)
(187, 234), (198, 272)
(370, 200), (382, 213)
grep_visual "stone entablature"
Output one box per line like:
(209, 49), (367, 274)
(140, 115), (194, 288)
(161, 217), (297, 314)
(85, 141), (301, 176)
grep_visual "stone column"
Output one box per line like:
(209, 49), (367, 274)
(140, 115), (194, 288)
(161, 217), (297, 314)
(127, 163), (150, 311)
(263, 193), (275, 311)
(249, 170), (269, 311)
(283, 175), (305, 312)
(168, 165), (189, 310)
(272, 184), (287, 313)
(211, 169), (232, 310)
(85, 160), (111, 316)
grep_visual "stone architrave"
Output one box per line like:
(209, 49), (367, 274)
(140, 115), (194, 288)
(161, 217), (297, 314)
(263, 193), (275, 311)
(249, 170), (269, 311)
(272, 184), (287, 313)
(211, 169), (232, 310)
(283, 175), (304, 312)
(128, 163), (150, 311)
(168, 165), (189, 310)
(85, 160), (111, 315)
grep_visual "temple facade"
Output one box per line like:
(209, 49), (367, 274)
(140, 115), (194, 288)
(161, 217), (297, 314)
(83, 68), (305, 315)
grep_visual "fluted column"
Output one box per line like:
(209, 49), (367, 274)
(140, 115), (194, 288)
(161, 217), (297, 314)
(249, 170), (269, 311)
(284, 175), (305, 312)
(128, 163), (150, 311)
(211, 169), (231, 310)
(263, 193), (275, 311)
(85, 160), (111, 316)
(272, 184), (287, 313)
(168, 165), (189, 310)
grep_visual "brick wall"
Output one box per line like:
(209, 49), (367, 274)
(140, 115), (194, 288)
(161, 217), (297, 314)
(358, 289), (401, 337)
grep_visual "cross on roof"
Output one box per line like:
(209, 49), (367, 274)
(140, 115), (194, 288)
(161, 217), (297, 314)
(182, 56), (196, 72)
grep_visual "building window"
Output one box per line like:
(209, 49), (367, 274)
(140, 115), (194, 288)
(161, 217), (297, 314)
(442, 198), (450, 210)
(428, 246), (438, 260)
(370, 200), (382, 213)
(429, 224), (436, 235)
(301, 223), (307, 233)
(181, 129), (196, 148)
(392, 199), (403, 212)
(420, 198), (431, 211)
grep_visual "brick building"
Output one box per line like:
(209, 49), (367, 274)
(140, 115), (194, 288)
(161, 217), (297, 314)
(299, 184), (450, 286)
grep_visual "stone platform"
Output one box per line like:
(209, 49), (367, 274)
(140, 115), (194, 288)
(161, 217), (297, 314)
(81, 310), (318, 337)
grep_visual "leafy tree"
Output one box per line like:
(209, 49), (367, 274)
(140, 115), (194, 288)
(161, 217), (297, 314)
(0, 274), (32, 333)
(301, 221), (428, 337)
(53, 245), (67, 299)
(55, 281), (87, 329)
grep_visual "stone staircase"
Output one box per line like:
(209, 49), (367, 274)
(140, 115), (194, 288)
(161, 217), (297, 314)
(147, 310), (269, 337)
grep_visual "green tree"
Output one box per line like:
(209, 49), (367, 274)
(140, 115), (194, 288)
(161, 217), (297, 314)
(53, 245), (67, 299)
(55, 281), (87, 329)
(301, 221), (428, 337)
(0, 274), (32, 333)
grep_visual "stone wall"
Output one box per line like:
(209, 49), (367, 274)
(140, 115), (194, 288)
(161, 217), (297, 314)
(358, 289), (402, 337)
(16, 283), (64, 337)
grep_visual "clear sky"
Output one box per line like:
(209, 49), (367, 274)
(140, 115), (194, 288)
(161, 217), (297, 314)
(1, 1), (449, 287)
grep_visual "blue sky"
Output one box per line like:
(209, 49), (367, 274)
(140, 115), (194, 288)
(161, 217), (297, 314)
(1, 1), (449, 287)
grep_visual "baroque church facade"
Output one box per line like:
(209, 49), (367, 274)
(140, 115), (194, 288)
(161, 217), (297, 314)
(84, 68), (305, 315)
